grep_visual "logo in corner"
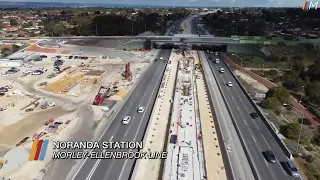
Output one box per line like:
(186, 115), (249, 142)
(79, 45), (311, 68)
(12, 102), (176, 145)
(302, 1), (319, 10)
(29, 139), (49, 161)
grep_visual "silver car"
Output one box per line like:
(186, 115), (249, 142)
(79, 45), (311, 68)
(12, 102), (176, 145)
(286, 160), (299, 177)
(122, 116), (131, 125)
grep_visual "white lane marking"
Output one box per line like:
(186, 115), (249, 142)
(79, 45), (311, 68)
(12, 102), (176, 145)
(244, 106), (249, 112)
(243, 119), (248, 125)
(124, 131), (128, 137)
(117, 59), (166, 180)
(252, 120), (260, 130)
(231, 96), (234, 100)
(263, 159), (269, 166)
(78, 52), (161, 180)
(261, 134), (271, 149)
(252, 136), (257, 142)
(278, 162), (288, 176)
(236, 106), (240, 110)
(109, 136), (114, 141)
(85, 160), (101, 180)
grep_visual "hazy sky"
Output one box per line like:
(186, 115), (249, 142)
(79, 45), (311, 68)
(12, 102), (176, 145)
(0, 0), (304, 7)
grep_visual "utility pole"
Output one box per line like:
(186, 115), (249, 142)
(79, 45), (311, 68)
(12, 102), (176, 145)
(95, 24), (98, 36)
(296, 114), (304, 153)
(131, 22), (134, 36)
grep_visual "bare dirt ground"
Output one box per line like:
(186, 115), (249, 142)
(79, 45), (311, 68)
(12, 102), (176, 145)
(0, 106), (73, 147)
(234, 70), (269, 92)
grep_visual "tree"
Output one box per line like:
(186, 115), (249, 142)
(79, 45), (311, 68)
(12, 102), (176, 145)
(10, 19), (18, 26)
(306, 60), (320, 81)
(1, 47), (11, 57)
(305, 81), (320, 105)
(261, 97), (281, 109)
(266, 86), (290, 103)
(280, 56), (288, 62)
(311, 128), (320, 146)
(284, 123), (301, 140)
(12, 45), (20, 52)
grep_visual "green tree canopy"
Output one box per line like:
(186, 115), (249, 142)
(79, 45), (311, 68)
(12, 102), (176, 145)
(305, 81), (320, 105)
(266, 86), (290, 103)
(284, 123), (301, 140)
(9, 19), (18, 26)
(261, 97), (281, 109)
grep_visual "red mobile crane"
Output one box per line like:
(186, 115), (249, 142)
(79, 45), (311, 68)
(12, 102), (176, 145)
(122, 63), (132, 80)
(92, 86), (110, 105)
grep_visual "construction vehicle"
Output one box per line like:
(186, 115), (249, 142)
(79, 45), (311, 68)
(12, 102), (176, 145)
(121, 63), (132, 81)
(195, 60), (202, 70)
(80, 62), (85, 67)
(93, 86), (110, 105)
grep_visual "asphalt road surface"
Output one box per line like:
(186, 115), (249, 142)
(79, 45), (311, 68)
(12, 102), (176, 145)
(70, 50), (170, 180)
(206, 52), (298, 180)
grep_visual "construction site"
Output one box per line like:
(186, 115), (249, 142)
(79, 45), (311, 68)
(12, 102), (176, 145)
(163, 51), (206, 180)
(0, 39), (155, 179)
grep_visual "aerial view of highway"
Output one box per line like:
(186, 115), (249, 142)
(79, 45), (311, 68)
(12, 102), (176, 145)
(1, 1), (320, 180)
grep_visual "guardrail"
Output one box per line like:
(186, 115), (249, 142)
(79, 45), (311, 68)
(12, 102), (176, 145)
(198, 51), (234, 180)
(203, 52), (261, 180)
(218, 53), (293, 160)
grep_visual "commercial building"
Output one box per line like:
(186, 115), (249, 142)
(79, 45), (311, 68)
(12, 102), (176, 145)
(0, 59), (24, 67)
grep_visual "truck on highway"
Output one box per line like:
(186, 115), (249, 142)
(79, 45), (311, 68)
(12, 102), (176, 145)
(215, 59), (220, 64)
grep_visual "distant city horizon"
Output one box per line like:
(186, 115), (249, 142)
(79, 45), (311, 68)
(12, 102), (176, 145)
(0, 0), (303, 8)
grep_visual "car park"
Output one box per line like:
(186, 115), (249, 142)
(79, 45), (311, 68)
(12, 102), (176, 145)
(227, 81), (233, 87)
(137, 106), (145, 113)
(220, 68), (225, 73)
(263, 150), (276, 163)
(122, 116), (131, 125)
(286, 160), (300, 177)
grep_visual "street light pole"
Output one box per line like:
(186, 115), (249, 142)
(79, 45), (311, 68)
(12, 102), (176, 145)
(296, 85), (305, 153)
(296, 114), (304, 153)
(299, 86), (305, 103)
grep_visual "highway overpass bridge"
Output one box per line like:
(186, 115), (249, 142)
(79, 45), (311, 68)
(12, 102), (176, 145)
(1, 34), (320, 45)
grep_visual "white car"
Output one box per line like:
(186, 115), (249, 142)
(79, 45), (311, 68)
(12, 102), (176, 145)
(227, 81), (233, 87)
(215, 52), (218, 55)
(23, 70), (33, 74)
(220, 68), (225, 73)
(137, 106), (145, 113)
(47, 102), (56, 107)
(122, 116), (131, 125)
(160, 57), (163, 60)
(31, 71), (42, 75)
(0, 73), (9, 77)
(38, 68), (47, 72)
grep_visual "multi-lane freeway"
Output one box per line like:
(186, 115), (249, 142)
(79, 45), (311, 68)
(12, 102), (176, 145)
(206, 52), (298, 180)
(70, 50), (170, 180)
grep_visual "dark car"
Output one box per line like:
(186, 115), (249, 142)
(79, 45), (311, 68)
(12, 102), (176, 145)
(250, 112), (259, 119)
(0, 92), (5, 96)
(264, 151), (276, 163)
(6, 69), (18, 74)
(286, 160), (300, 177)
(154, 58), (157, 61)
(68, 56), (73, 59)
(54, 60), (64, 66)
(40, 55), (47, 58)
(0, 88), (8, 92)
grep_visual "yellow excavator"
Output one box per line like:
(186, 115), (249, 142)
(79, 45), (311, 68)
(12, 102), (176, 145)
(195, 60), (202, 70)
